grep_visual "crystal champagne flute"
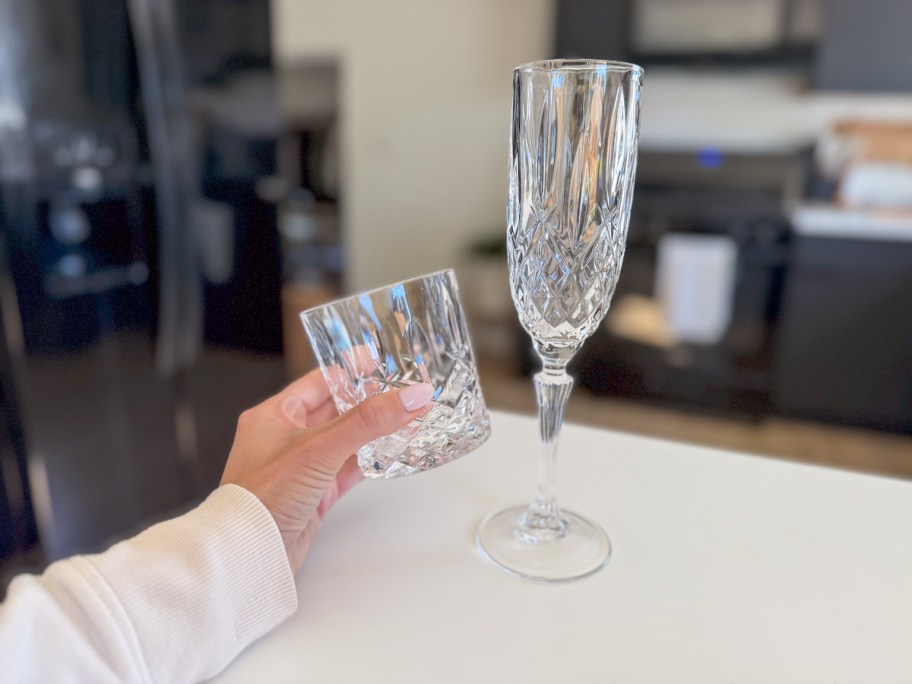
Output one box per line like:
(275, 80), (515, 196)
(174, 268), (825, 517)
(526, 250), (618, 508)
(476, 59), (643, 581)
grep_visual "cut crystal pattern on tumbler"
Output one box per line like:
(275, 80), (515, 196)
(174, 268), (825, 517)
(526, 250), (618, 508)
(301, 270), (490, 479)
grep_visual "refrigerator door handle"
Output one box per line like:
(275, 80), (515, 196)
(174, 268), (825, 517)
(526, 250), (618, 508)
(127, 0), (203, 493)
(127, 0), (202, 378)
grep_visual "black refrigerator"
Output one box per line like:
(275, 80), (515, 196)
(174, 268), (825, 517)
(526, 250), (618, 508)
(0, 0), (285, 567)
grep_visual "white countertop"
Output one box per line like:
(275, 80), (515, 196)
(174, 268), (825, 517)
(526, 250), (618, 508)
(791, 203), (912, 243)
(214, 410), (912, 683)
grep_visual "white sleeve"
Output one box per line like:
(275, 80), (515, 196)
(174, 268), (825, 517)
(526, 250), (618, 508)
(0, 484), (298, 684)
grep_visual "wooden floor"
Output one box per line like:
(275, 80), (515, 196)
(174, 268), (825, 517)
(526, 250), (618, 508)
(478, 360), (912, 482)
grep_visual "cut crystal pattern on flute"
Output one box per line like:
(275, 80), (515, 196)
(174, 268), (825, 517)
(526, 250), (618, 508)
(478, 60), (643, 581)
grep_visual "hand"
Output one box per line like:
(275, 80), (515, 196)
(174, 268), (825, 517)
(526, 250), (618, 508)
(220, 369), (435, 573)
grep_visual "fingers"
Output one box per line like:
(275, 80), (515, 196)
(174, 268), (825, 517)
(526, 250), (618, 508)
(315, 456), (362, 517)
(304, 383), (435, 468)
(334, 454), (364, 500)
(269, 370), (336, 428)
(275, 368), (333, 412)
(308, 398), (340, 427)
(268, 346), (395, 424)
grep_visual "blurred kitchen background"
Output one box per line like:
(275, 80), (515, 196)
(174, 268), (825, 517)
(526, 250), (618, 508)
(2, 0), (911, 587)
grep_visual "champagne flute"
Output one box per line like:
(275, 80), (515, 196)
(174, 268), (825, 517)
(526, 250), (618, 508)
(476, 59), (643, 581)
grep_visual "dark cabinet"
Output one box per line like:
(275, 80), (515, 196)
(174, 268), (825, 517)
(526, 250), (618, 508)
(774, 236), (912, 432)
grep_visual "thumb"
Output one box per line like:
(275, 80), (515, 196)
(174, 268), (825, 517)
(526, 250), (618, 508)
(304, 382), (436, 467)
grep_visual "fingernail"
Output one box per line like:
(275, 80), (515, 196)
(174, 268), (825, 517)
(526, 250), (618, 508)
(399, 383), (435, 411)
(280, 396), (307, 425)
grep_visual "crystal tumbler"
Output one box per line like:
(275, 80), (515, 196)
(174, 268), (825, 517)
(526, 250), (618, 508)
(300, 269), (491, 479)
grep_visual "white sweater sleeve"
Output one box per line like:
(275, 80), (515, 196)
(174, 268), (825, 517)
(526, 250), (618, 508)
(0, 484), (298, 684)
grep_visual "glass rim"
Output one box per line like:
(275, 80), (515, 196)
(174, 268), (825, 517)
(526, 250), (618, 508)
(514, 59), (644, 77)
(299, 268), (456, 319)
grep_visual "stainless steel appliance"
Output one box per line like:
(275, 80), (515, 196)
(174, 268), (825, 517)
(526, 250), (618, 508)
(0, 0), (283, 566)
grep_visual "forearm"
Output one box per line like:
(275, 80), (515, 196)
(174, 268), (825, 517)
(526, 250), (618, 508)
(0, 485), (297, 683)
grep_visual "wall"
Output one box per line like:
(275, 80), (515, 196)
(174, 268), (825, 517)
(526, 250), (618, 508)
(815, 0), (912, 92)
(272, 0), (555, 291)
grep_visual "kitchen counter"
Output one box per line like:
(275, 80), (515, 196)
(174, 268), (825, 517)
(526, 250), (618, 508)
(214, 410), (912, 683)
(790, 203), (912, 242)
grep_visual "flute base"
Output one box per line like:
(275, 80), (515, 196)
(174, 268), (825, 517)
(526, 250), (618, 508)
(476, 505), (611, 582)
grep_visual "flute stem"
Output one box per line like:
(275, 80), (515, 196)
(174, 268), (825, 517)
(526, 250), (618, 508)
(518, 352), (574, 544)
